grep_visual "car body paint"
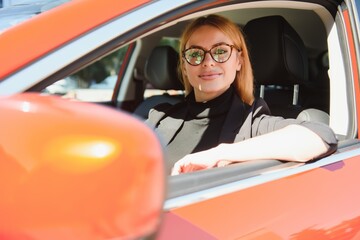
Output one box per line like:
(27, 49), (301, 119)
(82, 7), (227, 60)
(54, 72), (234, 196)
(158, 155), (360, 239)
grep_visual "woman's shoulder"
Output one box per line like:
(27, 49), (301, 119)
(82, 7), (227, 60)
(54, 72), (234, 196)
(252, 97), (269, 108)
(152, 100), (186, 114)
(248, 97), (271, 116)
(146, 101), (187, 126)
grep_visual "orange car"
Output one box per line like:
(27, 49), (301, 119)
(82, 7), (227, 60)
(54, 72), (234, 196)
(0, 0), (359, 239)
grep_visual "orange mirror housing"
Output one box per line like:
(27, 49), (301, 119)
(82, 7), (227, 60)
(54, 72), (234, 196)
(0, 93), (165, 239)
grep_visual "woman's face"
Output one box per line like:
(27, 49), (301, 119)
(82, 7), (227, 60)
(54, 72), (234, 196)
(183, 25), (242, 102)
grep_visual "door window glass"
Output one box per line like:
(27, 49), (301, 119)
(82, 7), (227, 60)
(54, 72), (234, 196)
(43, 45), (129, 102)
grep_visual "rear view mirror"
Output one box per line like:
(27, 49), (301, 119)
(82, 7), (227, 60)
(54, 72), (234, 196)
(0, 93), (165, 239)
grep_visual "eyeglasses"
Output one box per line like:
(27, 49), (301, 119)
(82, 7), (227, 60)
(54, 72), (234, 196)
(182, 43), (240, 66)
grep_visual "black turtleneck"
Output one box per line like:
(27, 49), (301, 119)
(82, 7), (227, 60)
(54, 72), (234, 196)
(166, 86), (234, 168)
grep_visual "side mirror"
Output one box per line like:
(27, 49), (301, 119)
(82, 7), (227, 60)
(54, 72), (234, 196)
(0, 93), (165, 239)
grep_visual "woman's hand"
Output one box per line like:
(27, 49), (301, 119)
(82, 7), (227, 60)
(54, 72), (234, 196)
(171, 149), (233, 175)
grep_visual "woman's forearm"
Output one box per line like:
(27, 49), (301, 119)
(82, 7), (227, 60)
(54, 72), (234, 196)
(213, 124), (330, 163)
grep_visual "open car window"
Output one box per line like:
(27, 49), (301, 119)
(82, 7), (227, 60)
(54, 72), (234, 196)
(124, 1), (358, 209)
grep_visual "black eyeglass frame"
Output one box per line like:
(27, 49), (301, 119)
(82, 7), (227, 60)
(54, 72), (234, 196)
(182, 43), (241, 66)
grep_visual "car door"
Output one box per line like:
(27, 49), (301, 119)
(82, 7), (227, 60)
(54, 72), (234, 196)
(155, 0), (360, 239)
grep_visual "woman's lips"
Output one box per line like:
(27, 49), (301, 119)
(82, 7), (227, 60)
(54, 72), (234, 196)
(198, 72), (222, 80)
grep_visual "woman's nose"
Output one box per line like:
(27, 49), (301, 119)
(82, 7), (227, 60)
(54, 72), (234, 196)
(202, 52), (215, 66)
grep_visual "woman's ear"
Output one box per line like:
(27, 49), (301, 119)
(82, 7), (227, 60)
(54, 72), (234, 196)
(181, 59), (188, 76)
(236, 51), (243, 71)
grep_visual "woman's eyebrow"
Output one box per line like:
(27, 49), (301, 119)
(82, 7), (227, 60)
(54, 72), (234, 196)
(187, 44), (203, 49)
(212, 42), (229, 47)
(187, 42), (229, 49)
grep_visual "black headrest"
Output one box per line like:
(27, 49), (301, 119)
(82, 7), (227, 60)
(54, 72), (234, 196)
(243, 15), (308, 86)
(144, 46), (184, 90)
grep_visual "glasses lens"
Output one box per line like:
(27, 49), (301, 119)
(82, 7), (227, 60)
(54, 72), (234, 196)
(210, 45), (232, 63)
(184, 48), (205, 65)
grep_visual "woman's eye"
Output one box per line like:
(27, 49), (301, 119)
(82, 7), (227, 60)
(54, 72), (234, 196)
(191, 51), (202, 57)
(214, 48), (227, 55)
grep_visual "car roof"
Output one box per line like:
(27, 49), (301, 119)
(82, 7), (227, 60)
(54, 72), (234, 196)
(0, 0), (150, 80)
(0, 0), (69, 32)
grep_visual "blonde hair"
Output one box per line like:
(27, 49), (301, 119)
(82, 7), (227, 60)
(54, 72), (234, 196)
(178, 14), (254, 104)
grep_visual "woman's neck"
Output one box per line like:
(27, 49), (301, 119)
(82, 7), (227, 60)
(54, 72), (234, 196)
(194, 86), (231, 102)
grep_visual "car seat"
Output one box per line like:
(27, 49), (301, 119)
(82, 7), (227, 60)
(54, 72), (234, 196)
(243, 15), (309, 118)
(244, 15), (330, 124)
(133, 45), (185, 119)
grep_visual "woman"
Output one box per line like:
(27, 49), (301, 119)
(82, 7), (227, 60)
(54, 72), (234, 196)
(147, 14), (337, 175)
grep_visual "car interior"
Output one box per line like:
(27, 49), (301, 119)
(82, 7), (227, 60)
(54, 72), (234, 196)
(35, 1), (357, 201)
(129, 6), (334, 127)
